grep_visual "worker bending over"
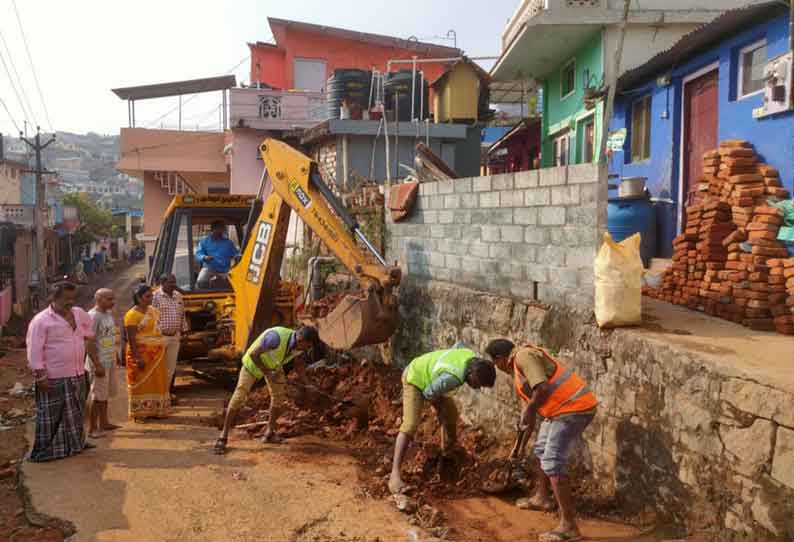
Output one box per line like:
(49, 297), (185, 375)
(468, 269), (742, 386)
(389, 348), (496, 494)
(486, 339), (598, 542)
(214, 326), (319, 454)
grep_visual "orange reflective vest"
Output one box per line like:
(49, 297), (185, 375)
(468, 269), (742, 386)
(512, 344), (598, 418)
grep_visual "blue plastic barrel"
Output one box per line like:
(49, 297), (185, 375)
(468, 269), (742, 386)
(652, 199), (676, 259)
(608, 197), (657, 268)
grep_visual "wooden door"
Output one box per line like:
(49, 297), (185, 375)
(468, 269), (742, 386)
(683, 70), (718, 207)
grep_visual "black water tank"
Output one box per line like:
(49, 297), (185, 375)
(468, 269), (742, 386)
(326, 69), (372, 120)
(384, 70), (429, 121)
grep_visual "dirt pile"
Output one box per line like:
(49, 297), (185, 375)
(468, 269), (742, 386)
(236, 360), (510, 503)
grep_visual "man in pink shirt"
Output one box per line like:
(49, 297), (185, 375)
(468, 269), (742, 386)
(26, 282), (104, 462)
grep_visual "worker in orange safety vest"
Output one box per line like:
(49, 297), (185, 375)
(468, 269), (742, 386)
(486, 339), (598, 542)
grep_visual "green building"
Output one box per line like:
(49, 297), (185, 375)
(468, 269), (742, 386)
(490, 1), (750, 169)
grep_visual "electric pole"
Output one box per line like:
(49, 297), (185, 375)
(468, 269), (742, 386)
(21, 126), (56, 297)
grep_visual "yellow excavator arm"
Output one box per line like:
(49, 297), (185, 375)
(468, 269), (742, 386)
(228, 138), (401, 353)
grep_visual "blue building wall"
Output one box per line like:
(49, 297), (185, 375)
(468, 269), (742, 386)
(609, 13), (794, 255)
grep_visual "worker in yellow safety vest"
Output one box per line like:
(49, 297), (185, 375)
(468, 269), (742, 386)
(486, 339), (597, 542)
(214, 326), (319, 454)
(388, 348), (496, 495)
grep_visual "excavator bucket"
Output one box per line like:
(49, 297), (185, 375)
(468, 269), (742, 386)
(311, 290), (398, 350)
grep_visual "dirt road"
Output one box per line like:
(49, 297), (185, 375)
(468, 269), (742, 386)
(15, 263), (647, 542)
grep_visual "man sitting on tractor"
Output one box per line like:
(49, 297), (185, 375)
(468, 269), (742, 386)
(195, 220), (240, 289)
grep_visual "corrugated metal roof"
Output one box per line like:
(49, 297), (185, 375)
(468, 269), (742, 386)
(112, 75), (237, 101)
(618, 1), (787, 90)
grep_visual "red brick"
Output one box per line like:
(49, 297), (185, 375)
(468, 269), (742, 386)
(755, 205), (783, 217)
(744, 318), (776, 331)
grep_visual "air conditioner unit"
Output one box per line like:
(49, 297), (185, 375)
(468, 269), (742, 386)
(754, 52), (793, 119)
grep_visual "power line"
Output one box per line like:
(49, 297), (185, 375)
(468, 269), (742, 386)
(0, 43), (33, 128)
(0, 94), (21, 133)
(11, 0), (53, 131)
(0, 26), (37, 127)
(145, 55), (249, 128)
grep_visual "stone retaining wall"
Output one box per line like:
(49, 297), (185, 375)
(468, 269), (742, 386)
(390, 277), (794, 540)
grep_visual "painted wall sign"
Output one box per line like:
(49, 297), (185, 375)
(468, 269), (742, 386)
(246, 220), (273, 284)
(607, 129), (627, 152)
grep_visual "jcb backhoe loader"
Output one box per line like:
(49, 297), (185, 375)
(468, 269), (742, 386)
(147, 138), (401, 370)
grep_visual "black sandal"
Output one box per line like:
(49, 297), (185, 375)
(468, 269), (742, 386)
(213, 437), (228, 455)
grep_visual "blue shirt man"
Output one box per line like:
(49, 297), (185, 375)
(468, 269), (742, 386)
(195, 221), (240, 274)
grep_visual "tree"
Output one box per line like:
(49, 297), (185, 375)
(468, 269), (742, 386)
(62, 193), (112, 245)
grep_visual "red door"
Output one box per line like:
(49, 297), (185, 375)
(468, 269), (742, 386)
(683, 70), (719, 209)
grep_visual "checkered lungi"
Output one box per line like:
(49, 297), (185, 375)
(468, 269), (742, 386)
(28, 375), (88, 462)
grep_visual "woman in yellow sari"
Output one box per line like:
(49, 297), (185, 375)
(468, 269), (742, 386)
(125, 284), (170, 421)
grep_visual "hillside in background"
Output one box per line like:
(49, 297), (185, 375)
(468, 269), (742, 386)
(2, 131), (141, 209)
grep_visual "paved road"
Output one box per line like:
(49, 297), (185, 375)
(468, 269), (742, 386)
(22, 263), (424, 542)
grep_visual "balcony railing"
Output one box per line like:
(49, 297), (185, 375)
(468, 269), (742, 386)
(230, 88), (327, 131)
(501, 0), (606, 50)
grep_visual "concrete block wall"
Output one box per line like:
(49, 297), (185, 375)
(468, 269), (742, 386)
(387, 164), (606, 307)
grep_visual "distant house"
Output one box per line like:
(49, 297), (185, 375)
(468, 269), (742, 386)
(430, 57), (491, 124)
(248, 18), (458, 93)
(490, 0), (765, 168)
(0, 159), (28, 205)
(609, 1), (792, 255)
(229, 18), (462, 195)
(486, 118), (542, 175)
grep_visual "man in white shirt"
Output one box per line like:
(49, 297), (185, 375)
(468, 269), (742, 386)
(86, 288), (121, 438)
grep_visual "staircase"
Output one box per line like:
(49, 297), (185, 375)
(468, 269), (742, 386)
(154, 171), (196, 196)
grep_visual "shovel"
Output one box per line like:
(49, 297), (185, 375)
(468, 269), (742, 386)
(481, 426), (530, 494)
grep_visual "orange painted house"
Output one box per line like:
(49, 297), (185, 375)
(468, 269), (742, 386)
(249, 18), (460, 92)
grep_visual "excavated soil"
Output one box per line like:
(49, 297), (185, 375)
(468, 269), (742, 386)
(219, 358), (642, 537)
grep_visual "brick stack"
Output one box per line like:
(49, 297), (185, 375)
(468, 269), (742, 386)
(786, 259), (794, 333)
(697, 201), (734, 317)
(645, 139), (794, 335)
(731, 206), (788, 331)
(769, 258), (794, 335)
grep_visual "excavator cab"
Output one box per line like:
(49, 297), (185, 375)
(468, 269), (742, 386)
(149, 201), (247, 293)
(148, 194), (299, 362)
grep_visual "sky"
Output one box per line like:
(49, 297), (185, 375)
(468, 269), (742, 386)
(0, 0), (518, 137)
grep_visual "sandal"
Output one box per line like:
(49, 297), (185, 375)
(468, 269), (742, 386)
(516, 497), (555, 511)
(213, 437), (228, 455)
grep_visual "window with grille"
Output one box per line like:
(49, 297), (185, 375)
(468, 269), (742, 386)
(738, 39), (767, 99)
(561, 59), (576, 99)
(630, 95), (651, 162)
